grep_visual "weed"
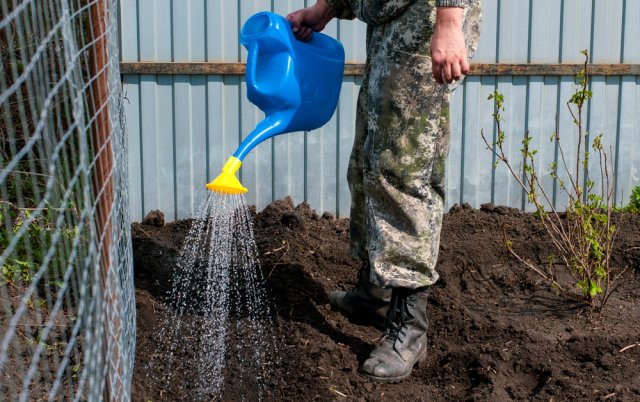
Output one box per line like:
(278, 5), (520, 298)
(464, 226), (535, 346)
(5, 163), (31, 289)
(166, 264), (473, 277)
(0, 202), (80, 292)
(481, 51), (621, 309)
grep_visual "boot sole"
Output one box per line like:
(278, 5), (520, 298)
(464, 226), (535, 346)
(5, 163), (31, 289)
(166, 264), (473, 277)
(362, 349), (427, 383)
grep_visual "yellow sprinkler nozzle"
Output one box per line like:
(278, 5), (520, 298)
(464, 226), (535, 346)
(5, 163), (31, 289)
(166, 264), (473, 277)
(206, 156), (248, 194)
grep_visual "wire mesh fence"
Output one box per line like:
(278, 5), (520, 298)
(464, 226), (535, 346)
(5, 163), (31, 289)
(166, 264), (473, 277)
(1, 0), (134, 400)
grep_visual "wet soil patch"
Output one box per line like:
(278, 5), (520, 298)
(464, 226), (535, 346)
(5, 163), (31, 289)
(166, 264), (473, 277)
(131, 198), (640, 401)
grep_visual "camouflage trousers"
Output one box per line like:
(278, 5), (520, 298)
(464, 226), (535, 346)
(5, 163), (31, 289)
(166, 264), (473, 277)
(345, 0), (482, 289)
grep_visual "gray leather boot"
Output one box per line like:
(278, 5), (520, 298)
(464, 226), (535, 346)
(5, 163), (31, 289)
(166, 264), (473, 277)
(328, 261), (391, 328)
(361, 287), (429, 382)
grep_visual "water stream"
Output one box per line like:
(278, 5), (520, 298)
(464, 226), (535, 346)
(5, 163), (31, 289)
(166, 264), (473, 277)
(151, 192), (277, 400)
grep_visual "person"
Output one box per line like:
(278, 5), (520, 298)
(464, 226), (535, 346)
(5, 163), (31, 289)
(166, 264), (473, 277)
(287, 0), (482, 382)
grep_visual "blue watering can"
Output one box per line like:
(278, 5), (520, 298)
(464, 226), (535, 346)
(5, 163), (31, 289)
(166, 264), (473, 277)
(206, 11), (345, 194)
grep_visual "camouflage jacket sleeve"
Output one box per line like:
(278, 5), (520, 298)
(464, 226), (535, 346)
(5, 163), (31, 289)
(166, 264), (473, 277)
(325, 0), (356, 20)
(326, 0), (471, 20)
(435, 0), (470, 7)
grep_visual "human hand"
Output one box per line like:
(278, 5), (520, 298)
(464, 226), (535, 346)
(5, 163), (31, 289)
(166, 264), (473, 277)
(431, 7), (468, 84)
(286, 0), (336, 42)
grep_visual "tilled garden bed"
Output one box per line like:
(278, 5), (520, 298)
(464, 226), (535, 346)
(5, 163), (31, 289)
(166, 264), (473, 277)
(131, 198), (640, 401)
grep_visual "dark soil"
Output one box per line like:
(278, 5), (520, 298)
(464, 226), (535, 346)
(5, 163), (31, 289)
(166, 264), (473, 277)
(131, 197), (640, 401)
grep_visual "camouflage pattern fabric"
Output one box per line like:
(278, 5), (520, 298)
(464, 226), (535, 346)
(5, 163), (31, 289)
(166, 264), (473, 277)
(329, 0), (482, 289)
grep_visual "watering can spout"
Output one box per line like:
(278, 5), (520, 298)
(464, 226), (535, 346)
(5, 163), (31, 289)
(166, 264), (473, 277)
(206, 114), (287, 194)
(207, 11), (345, 194)
(232, 113), (289, 161)
(206, 156), (248, 194)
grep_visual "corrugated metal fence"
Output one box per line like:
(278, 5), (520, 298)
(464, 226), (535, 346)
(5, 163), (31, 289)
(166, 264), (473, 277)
(120, 0), (640, 222)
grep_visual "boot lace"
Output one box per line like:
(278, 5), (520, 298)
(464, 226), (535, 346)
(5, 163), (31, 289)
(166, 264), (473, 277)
(384, 289), (414, 347)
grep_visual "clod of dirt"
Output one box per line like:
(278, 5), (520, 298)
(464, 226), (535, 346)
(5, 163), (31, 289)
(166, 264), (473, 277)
(321, 212), (335, 221)
(142, 210), (165, 227)
(281, 211), (304, 229)
(480, 202), (495, 212)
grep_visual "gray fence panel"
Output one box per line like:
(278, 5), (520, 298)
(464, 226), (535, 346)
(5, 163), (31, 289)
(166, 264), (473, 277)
(530, 0), (561, 61)
(617, 77), (640, 202)
(472, 0), (496, 62)
(625, 0), (640, 63)
(561, 0), (593, 63)
(337, 77), (363, 217)
(123, 75), (143, 220)
(497, 0), (529, 63)
(176, 76), (208, 218)
(121, 0), (640, 222)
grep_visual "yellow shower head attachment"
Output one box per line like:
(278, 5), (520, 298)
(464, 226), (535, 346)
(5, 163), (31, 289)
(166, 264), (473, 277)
(206, 156), (248, 194)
